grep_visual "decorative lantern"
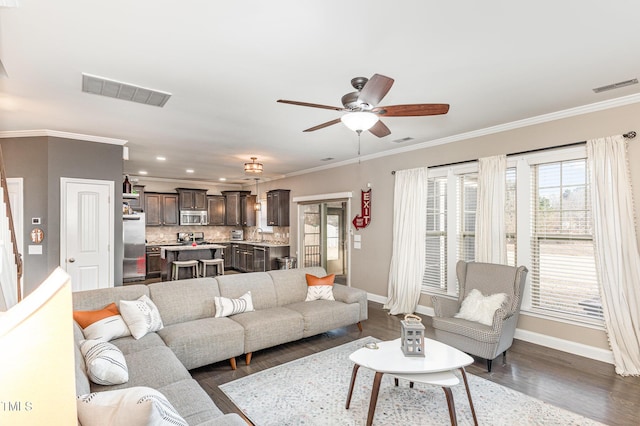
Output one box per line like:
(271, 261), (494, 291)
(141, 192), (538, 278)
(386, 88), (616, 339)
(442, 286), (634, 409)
(400, 314), (425, 357)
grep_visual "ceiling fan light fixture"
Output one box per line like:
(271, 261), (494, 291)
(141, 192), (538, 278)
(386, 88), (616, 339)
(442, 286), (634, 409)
(244, 157), (263, 174)
(341, 111), (379, 132)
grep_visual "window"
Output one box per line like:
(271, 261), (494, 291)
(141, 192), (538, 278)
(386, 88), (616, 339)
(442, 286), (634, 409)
(421, 147), (602, 326)
(529, 158), (601, 322)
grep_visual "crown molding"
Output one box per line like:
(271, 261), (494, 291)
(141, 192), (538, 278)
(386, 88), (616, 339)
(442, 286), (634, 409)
(0, 129), (127, 145)
(285, 93), (640, 178)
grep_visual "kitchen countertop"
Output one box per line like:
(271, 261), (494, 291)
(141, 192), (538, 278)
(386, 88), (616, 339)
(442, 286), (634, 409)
(148, 241), (289, 248)
(159, 243), (226, 259)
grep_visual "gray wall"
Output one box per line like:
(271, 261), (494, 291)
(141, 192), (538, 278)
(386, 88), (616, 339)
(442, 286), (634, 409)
(0, 136), (123, 295)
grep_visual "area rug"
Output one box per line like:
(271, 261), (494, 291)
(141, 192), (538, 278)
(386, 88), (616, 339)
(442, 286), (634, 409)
(219, 338), (606, 426)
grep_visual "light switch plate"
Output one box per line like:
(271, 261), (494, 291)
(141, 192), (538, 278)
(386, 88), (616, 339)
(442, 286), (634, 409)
(32, 217), (41, 225)
(28, 245), (43, 255)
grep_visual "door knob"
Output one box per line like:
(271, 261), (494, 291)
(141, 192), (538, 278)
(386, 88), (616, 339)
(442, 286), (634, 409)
(68, 258), (76, 263)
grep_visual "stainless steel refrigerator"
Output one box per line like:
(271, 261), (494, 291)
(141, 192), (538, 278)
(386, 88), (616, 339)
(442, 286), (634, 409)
(123, 213), (146, 282)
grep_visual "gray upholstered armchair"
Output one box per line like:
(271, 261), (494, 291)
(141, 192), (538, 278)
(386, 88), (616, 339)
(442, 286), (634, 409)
(431, 260), (528, 372)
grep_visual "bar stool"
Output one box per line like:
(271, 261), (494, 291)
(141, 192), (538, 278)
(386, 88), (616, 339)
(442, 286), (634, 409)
(199, 258), (224, 277)
(171, 260), (199, 280)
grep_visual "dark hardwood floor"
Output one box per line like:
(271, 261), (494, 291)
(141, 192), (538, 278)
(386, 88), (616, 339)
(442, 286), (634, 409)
(190, 301), (638, 425)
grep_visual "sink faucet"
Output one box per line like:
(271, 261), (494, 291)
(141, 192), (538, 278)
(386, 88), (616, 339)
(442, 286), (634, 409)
(256, 228), (264, 242)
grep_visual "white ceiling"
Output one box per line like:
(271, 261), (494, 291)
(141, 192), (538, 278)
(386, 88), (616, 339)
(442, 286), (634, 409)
(2, 1), (640, 184)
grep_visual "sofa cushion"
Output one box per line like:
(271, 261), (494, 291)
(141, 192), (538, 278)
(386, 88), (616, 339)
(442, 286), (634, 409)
(73, 321), (91, 396)
(216, 272), (278, 310)
(73, 285), (149, 311)
(157, 378), (224, 425)
(157, 317), (245, 370)
(230, 307), (304, 353)
(80, 339), (129, 385)
(286, 300), (361, 337)
(110, 332), (166, 356)
(89, 345), (191, 393)
(120, 295), (164, 339)
(269, 267), (328, 306)
(148, 278), (221, 326)
(77, 386), (187, 426)
(214, 291), (254, 318)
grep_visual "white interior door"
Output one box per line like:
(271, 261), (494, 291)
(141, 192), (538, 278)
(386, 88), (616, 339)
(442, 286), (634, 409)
(60, 178), (114, 291)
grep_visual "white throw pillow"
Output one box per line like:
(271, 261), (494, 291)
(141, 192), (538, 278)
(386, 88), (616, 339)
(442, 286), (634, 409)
(119, 295), (164, 339)
(214, 291), (254, 318)
(305, 273), (336, 301)
(77, 386), (188, 426)
(454, 289), (508, 326)
(80, 339), (129, 385)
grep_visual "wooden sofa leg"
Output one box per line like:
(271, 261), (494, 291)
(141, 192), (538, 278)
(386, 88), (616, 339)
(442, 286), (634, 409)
(230, 357), (237, 370)
(246, 352), (252, 365)
(357, 322), (363, 332)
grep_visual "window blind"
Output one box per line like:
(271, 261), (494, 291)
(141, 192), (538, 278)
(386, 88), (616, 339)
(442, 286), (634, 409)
(423, 177), (448, 292)
(530, 159), (602, 321)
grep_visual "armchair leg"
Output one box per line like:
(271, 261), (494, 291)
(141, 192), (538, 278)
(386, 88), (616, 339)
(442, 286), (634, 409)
(503, 350), (507, 362)
(487, 359), (492, 372)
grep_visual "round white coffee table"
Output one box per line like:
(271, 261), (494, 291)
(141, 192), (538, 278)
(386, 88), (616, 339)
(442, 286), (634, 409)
(346, 338), (478, 425)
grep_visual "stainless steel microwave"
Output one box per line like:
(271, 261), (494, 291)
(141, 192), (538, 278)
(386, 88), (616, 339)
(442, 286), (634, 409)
(180, 210), (208, 226)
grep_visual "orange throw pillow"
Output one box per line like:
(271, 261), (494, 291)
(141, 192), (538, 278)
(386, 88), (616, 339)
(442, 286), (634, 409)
(73, 303), (131, 341)
(73, 303), (120, 328)
(305, 274), (335, 301)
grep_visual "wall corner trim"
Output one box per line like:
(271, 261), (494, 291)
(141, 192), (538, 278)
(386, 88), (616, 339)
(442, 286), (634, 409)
(0, 129), (128, 145)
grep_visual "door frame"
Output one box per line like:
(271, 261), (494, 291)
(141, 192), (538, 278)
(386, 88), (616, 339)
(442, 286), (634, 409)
(293, 192), (352, 286)
(60, 177), (115, 287)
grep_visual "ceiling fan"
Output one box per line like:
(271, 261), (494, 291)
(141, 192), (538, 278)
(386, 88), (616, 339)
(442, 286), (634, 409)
(277, 74), (449, 138)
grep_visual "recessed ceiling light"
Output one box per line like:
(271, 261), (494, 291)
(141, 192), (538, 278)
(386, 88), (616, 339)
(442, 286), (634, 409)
(219, 177), (227, 182)
(156, 156), (166, 161)
(186, 169), (194, 174)
(139, 170), (148, 175)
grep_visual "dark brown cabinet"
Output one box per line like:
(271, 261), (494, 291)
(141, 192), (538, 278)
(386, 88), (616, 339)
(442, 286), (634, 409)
(177, 189), (207, 210)
(145, 193), (179, 226)
(207, 195), (226, 226)
(267, 189), (290, 226)
(222, 191), (255, 226)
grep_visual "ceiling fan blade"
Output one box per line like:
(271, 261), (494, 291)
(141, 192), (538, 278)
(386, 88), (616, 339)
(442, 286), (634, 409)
(358, 74), (394, 106)
(373, 103), (450, 117)
(277, 99), (344, 111)
(369, 120), (391, 138)
(303, 118), (342, 132)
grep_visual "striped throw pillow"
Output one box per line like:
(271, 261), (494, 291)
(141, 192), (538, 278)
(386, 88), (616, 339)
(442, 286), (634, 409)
(80, 339), (129, 385)
(77, 386), (187, 426)
(214, 291), (254, 318)
(73, 303), (131, 342)
(305, 273), (336, 301)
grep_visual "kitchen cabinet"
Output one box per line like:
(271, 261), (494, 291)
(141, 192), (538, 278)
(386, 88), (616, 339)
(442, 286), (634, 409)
(222, 191), (254, 226)
(207, 195), (226, 226)
(232, 243), (255, 272)
(267, 189), (290, 226)
(145, 193), (179, 226)
(177, 189), (207, 210)
(128, 185), (145, 212)
(146, 246), (162, 278)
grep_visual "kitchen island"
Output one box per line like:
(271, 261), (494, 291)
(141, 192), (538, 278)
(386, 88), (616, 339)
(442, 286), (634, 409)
(160, 244), (225, 281)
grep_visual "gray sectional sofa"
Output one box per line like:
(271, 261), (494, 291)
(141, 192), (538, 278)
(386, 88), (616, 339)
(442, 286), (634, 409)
(72, 266), (368, 425)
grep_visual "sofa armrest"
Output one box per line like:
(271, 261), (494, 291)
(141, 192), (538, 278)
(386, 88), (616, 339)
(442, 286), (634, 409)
(196, 413), (247, 426)
(333, 284), (368, 321)
(431, 295), (460, 318)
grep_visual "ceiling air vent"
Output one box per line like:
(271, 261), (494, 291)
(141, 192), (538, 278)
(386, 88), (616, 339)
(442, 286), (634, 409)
(391, 137), (414, 144)
(592, 78), (638, 93)
(82, 73), (171, 107)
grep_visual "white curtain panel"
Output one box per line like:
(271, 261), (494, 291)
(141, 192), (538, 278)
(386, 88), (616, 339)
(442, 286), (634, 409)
(587, 135), (640, 376)
(384, 167), (428, 315)
(475, 155), (507, 264)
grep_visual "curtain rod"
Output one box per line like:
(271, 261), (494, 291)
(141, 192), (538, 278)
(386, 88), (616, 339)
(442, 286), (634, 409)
(391, 131), (636, 175)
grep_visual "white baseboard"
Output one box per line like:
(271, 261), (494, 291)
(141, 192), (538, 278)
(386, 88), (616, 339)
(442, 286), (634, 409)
(367, 292), (614, 365)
